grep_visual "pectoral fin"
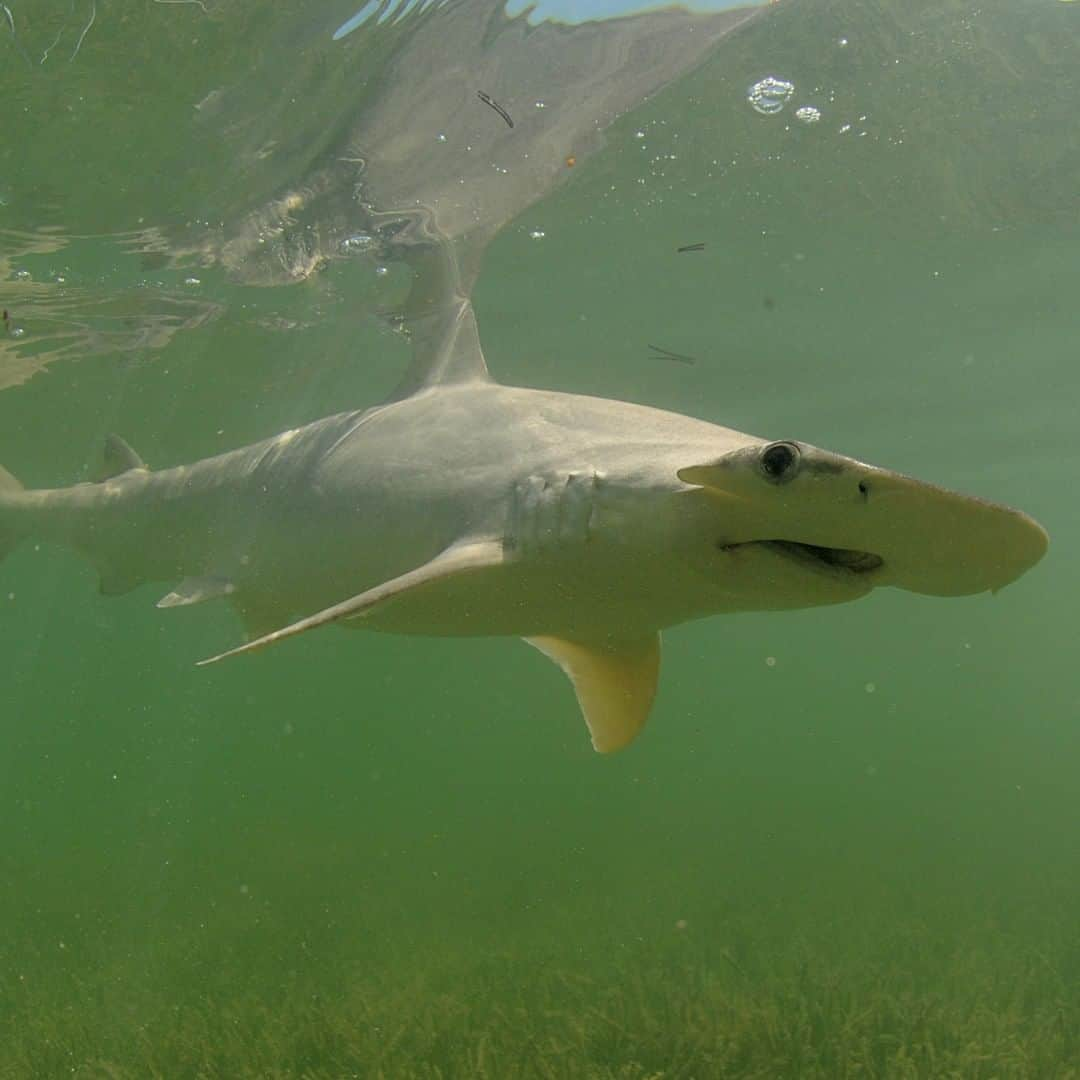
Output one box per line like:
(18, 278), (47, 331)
(197, 539), (504, 665)
(526, 633), (661, 753)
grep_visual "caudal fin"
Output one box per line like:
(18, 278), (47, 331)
(0, 464), (25, 562)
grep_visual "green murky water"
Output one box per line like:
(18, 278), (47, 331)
(1, 1), (1077, 1076)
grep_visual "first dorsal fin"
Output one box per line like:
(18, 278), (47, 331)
(387, 295), (490, 402)
(384, 236), (491, 403)
(95, 434), (148, 481)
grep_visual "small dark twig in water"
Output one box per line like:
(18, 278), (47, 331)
(718, 949), (747, 978)
(476, 91), (514, 129)
(648, 343), (697, 366)
(677, 242), (706, 253)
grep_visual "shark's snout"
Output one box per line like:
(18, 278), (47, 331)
(853, 469), (1048, 597)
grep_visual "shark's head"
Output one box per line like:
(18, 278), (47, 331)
(677, 440), (1048, 608)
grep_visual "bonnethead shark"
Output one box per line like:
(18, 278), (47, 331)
(0, 290), (1047, 752)
(0, 0), (1049, 752)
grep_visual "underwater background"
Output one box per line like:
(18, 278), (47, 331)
(0, 0), (1077, 1075)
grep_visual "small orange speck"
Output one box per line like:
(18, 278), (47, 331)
(565, 156), (576, 167)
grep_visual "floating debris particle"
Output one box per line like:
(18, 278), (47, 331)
(648, 342), (696, 366)
(69, 0), (96, 62)
(476, 90), (514, 129)
(677, 242), (706, 253)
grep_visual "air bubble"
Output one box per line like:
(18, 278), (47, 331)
(339, 233), (374, 254)
(747, 76), (794, 116)
(795, 106), (821, 124)
(529, 229), (545, 239)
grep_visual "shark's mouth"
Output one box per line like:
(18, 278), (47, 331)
(719, 539), (885, 576)
(764, 540), (884, 575)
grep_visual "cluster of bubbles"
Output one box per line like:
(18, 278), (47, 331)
(746, 76), (795, 116)
(337, 233), (389, 276)
(747, 78), (823, 126)
(339, 233), (375, 255)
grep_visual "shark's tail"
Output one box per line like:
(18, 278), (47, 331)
(0, 465), (26, 562)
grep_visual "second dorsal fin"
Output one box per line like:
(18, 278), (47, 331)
(94, 434), (148, 481)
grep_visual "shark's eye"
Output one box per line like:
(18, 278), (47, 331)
(760, 441), (800, 483)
